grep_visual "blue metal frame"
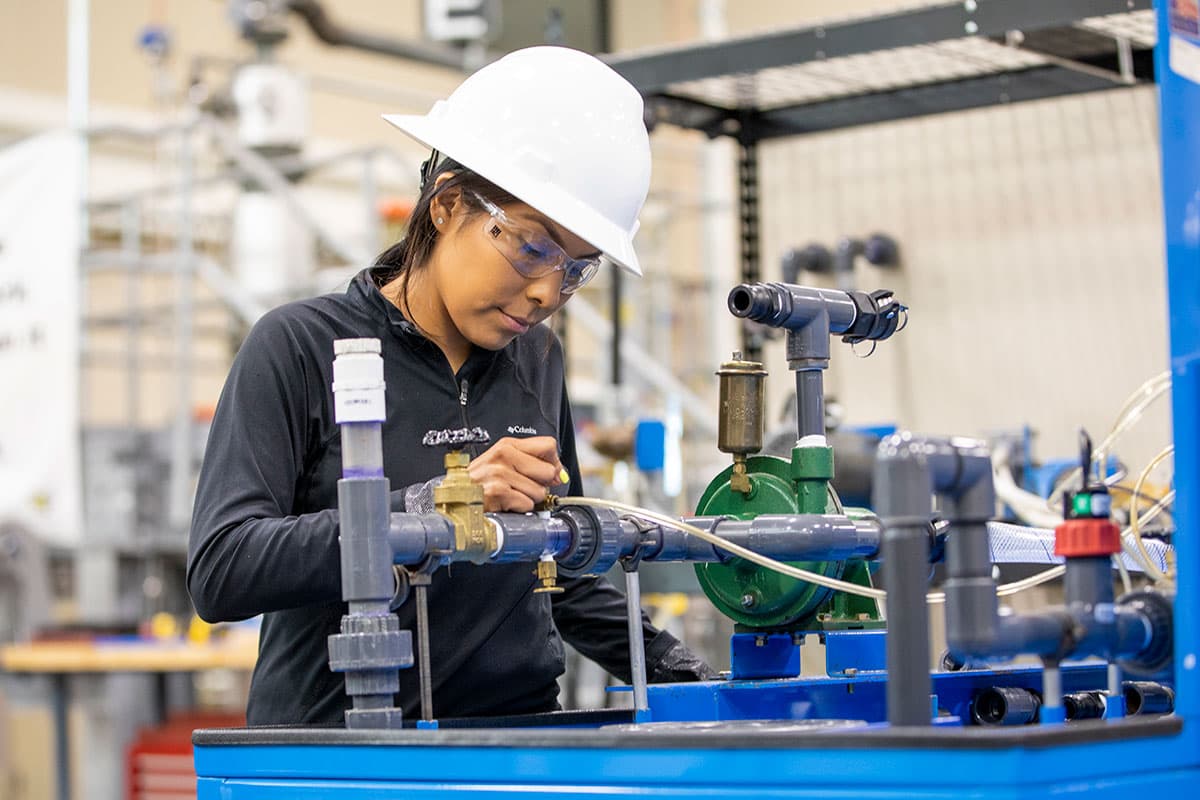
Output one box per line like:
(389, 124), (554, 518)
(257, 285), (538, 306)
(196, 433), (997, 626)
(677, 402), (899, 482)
(1160, 0), (1200, 724)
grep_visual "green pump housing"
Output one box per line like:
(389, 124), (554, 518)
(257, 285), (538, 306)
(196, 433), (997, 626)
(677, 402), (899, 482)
(693, 445), (881, 631)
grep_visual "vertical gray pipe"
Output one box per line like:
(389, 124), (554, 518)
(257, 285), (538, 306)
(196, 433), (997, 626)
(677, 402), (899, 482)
(881, 523), (932, 725)
(415, 584), (434, 721)
(794, 370), (826, 439)
(1063, 557), (1116, 658)
(1064, 557), (1113, 608)
(873, 439), (936, 727)
(328, 339), (408, 729)
(1043, 662), (1064, 719)
(624, 569), (650, 719)
(944, 522), (1001, 659)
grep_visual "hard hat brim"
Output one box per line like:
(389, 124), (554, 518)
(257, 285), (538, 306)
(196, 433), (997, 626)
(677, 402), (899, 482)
(383, 112), (643, 277)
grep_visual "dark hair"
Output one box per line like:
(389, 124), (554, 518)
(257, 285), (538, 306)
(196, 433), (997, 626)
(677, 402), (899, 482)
(373, 156), (519, 319)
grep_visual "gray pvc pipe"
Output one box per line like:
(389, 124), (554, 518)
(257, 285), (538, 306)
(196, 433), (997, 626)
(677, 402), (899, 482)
(882, 521), (932, 726)
(389, 511), (881, 569)
(486, 514), (574, 563)
(388, 514), (455, 564)
(651, 515), (881, 562)
(794, 370), (826, 439)
(727, 282), (859, 333)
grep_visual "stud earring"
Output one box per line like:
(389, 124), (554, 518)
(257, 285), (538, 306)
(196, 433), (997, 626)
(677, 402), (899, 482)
(436, 217), (444, 225)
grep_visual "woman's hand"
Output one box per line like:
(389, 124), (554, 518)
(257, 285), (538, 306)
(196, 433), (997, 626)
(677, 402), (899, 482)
(467, 436), (566, 512)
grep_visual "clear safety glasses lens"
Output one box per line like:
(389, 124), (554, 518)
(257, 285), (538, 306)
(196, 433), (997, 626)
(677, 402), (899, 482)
(474, 194), (604, 295)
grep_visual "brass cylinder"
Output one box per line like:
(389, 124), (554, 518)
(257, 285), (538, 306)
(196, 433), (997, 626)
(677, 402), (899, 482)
(716, 352), (767, 456)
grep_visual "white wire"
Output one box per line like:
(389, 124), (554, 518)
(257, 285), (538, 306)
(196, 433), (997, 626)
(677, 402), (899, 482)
(558, 497), (1068, 605)
(559, 496), (887, 600)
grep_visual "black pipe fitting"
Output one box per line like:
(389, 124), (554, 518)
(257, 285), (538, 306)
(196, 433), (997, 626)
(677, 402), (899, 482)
(1063, 691), (1106, 721)
(1123, 681), (1175, 716)
(554, 506), (623, 578)
(971, 687), (1041, 726)
(840, 289), (906, 346)
(1116, 589), (1175, 676)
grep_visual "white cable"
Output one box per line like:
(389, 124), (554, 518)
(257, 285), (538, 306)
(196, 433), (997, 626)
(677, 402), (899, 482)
(558, 497), (1073, 606)
(558, 497), (887, 600)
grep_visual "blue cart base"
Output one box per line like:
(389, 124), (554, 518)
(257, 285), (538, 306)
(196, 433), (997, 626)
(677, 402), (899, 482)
(194, 666), (1198, 799)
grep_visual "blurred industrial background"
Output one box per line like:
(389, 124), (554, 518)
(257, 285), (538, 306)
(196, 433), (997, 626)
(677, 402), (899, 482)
(0, 1), (1189, 799)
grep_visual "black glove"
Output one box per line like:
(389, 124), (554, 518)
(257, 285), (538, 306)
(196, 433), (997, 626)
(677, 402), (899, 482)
(649, 641), (720, 683)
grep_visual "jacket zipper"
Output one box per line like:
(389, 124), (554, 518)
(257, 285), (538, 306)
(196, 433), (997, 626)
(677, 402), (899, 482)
(458, 378), (480, 456)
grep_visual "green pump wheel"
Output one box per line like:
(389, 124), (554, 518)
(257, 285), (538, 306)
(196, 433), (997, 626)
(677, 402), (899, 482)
(693, 455), (845, 629)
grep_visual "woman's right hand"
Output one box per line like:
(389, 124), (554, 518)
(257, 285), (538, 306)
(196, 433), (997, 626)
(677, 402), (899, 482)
(467, 436), (566, 512)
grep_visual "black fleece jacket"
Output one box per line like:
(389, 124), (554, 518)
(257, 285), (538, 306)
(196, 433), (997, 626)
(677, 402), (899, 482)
(187, 268), (692, 725)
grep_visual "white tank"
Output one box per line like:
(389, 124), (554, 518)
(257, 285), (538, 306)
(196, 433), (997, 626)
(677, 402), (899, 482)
(231, 190), (316, 304)
(232, 63), (308, 153)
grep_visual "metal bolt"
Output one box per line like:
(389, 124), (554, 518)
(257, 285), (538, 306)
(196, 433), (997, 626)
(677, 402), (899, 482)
(755, 635), (768, 647)
(791, 633), (804, 646)
(815, 27), (826, 39)
(741, 593), (757, 609)
(965, 20), (979, 34)
(963, 0), (977, 12)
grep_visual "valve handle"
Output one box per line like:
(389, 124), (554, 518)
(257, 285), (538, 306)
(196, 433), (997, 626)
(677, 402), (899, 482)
(1079, 429), (1094, 485)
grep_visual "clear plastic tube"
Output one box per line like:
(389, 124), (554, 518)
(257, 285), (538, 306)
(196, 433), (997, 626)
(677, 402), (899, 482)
(1128, 445), (1174, 585)
(1048, 372), (1171, 506)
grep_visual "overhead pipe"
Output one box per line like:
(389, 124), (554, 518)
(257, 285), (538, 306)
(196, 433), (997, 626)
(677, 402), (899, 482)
(286, 0), (481, 71)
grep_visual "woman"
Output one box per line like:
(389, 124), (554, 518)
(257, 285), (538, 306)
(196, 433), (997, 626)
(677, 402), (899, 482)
(187, 46), (714, 726)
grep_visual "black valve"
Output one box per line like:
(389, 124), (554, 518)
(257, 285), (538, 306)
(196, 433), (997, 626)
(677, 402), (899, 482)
(840, 289), (906, 346)
(1063, 429), (1112, 520)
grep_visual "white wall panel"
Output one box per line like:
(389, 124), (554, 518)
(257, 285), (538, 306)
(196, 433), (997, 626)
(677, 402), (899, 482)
(759, 86), (1169, 473)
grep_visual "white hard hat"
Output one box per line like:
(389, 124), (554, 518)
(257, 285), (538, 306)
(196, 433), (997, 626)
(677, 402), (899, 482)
(383, 46), (650, 276)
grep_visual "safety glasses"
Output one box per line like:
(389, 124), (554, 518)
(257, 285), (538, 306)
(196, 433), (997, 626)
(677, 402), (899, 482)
(469, 192), (605, 294)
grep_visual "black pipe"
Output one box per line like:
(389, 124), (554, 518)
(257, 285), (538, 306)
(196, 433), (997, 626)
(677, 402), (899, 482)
(611, 265), (622, 387)
(1123, 681), (1175, 716)
(286, 0), (472, 70)
(1063, 691), (1106, 721)
(971, 687), (1040, 726)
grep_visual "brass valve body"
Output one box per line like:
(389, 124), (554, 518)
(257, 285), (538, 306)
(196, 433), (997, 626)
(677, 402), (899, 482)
(433, 450), (497, 563)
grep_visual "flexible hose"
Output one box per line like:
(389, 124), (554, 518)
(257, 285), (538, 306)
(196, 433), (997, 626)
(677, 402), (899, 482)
(1129, 446), (1175, 585)
(1048, 371), (1171, 506)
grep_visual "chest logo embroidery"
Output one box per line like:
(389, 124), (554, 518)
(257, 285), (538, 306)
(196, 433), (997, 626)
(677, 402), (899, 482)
(507, 425), (537, 436)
